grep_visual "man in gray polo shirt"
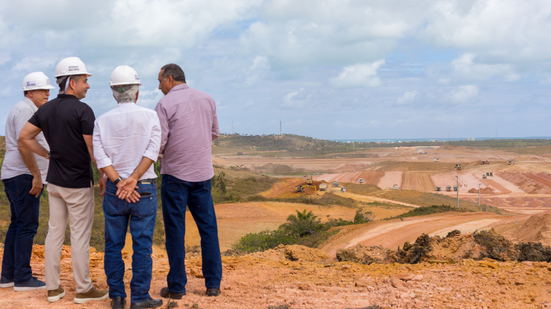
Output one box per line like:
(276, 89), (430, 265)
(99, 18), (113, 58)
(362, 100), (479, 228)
(0, 72), (52, 291)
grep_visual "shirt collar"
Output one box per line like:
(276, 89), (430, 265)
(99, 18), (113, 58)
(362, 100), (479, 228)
(167, 83), (189, 95)
(22, 97), (38, 112)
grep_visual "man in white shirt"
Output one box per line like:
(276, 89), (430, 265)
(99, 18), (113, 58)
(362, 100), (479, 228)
(93, 65), (162, 309)
(0, 72), (53, 291)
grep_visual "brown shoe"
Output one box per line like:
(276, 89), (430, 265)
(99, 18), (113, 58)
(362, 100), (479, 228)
(48, 286), (65, 303)
(74, 286), (109, 304)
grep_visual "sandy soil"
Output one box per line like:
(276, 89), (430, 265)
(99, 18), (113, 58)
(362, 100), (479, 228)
(378, 171), (403, 189)
(401, 171), (435, 191)
(313, 170), (384, 185)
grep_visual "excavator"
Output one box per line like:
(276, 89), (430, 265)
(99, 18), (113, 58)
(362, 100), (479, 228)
(295, 175), (317, 193)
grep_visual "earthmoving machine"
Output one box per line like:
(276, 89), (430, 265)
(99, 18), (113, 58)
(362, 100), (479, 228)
(436, 186), (441, 191)
(455, 164), (461, 171)
(481, 160), (490, 165)
(446, 186), (452, 191)
(508, 160), (514, 165)
(393, 184), (399, 190)
(358, 178), (364, 184)
(453, 186), (458, 191)
(434, 158), (439, 162)
(486, 172), (490, 176)
(306, 175), (314, 186)
(294, 185), (305, 193)
(332, 181), (339, 187)
(489, 172), (493, 176)
(319, 183), (327, 191)
(341, 186), (346, 193)
(482, 174), (487, 179)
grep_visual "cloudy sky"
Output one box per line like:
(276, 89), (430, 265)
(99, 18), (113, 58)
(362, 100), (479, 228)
(1, 0), (550, 140)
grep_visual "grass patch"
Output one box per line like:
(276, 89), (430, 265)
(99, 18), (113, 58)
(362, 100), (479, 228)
(387, 205), (470, 220)
(375, 190), (500, 214)
(345, 183), (382, 195)
(245, 192), (359, 208)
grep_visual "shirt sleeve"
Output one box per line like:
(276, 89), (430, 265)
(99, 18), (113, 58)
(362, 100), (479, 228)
(154, 101), (170, 155)
(28, 110), (41, 129)
(144, 113), (162, 162)
(14, 106), (35, 139)
(80, 104), (96, 135)
(92, 119), (112, 169)
(211, 99), (220, 141)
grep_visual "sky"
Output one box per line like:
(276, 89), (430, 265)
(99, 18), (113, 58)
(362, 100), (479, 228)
(1, 0), (550, 140)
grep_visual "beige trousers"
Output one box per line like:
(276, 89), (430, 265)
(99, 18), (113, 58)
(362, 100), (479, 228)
(45, 183), (94, 293)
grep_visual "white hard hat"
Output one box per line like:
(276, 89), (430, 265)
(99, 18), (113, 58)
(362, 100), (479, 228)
(110, 65), (141, 86)
(55, 57), (92, 78)
(22, 72), (55, 91)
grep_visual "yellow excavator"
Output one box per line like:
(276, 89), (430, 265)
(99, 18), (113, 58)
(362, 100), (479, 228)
(295, 175), (317, 192)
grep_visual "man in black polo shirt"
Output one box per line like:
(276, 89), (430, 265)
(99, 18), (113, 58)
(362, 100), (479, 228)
(18, 57), (108, 304)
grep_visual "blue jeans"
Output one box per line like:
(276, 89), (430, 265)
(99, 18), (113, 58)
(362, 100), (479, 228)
(161, 174), (222, 293)
(1, 174), (43, 284)
(103, 180), (157, 303)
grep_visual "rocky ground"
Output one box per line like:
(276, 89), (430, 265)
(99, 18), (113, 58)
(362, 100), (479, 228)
(1, 237), (551, 309)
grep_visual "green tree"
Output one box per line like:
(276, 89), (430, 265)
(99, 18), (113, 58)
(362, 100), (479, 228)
(281, 209), (324, 239)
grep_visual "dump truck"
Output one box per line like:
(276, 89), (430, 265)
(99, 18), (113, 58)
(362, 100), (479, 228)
(319, 183), (327, 191)
(358, 178), (363, 184)
(508, 160), (514, 165)
(434, 158), (439, 162)
(341, 186), (346, 193)
(332, 181), (339, 187)
(482, 174), (487, 179)
(436, 186), (441, 191)
(453, 186), (458, 191)
(393, 184), (399, 190)
(446, 186), (452, 191)
(481, 160), (490, 165)
(455, 164), (461, 171)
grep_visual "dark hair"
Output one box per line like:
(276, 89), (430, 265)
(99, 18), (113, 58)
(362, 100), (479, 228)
(56, 74), (82, 92)
(161, 63), (186, 83)
(24, 91), (28, 96)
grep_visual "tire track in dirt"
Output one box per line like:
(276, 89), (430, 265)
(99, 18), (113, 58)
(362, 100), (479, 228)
(377, 171), (403, 189)
(525, 173), (551, 189)
(401, 171), (435, 191)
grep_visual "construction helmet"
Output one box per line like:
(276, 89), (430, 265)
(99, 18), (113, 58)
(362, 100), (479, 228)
(22, 72), (55, 91)
(54, 57), (92, 77)
(110, 65), (141, 86)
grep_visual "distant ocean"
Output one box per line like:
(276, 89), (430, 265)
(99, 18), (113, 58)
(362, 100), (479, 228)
(332, 136), (551, 143)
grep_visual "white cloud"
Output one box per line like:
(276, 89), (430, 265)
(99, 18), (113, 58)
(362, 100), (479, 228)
(450, 53), (518, 81)
(396, 90), (417, 105)
(330, 60), (385, 88)
(448, 85), (479, 103)
(281, 87), (311, 109)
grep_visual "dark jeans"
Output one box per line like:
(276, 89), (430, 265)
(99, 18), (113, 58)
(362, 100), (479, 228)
(103, 180), (157, 303)
(1, 174), (43, 284)
(161, 174), (222, 294)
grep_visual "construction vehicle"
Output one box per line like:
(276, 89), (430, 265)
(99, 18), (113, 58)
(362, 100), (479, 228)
(319, 183), (327, 191)
(508, 160), (514, 165)
(434, 158), (439, 162)
(358, 178), (363, 184)
(489, 172), (493, 176)
(482, 174), (487, 179)
(481, 160), (490, 165)
(486, 172), (490, 176)
(446, 186), (452, 191)
(341, 186), (346, 193)
(393, 184), (399, 190)
(455, 164), (461, 171)
(306, 175), (314, 185)
(332, 181), (339, 187)
(294, 185), (305, 193)
(436, 186), (441, 191)
(453, 186), (458, 191)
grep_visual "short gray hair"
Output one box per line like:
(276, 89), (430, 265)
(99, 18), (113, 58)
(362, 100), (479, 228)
(161, 63), (186, 82)
(111, 84), (139, 103)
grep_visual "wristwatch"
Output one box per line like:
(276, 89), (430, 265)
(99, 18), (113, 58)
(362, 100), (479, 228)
(114, 177), (122, 185)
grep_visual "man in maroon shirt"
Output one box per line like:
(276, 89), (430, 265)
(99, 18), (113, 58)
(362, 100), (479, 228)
(154, 64), (221, 298)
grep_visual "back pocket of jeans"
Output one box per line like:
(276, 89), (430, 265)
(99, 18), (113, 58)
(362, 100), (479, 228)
(103, 191), (122, 216)
(133, 192), (157, 218)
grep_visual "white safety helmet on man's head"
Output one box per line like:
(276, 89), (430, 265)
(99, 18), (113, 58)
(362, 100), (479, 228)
(55, 57), (92, 77)
(22, 72), (55, 91)
(110, 65), (141, 86)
